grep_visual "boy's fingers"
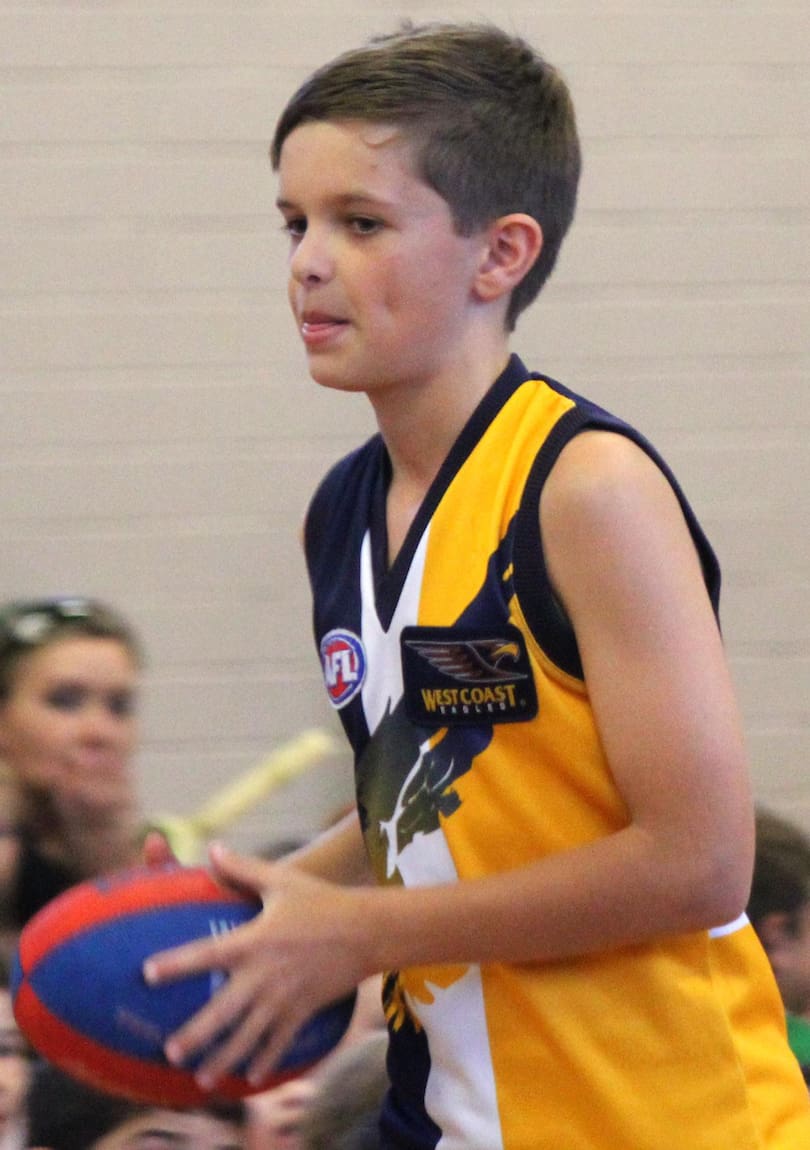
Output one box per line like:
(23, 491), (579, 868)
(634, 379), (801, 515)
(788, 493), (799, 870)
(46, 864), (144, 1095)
(208, 841), (276, 897)
(245, 1016), (305, 1087)
(163, 975), (258, 1071)
(164, 979), (304, 1090)
(143, 930), (234, 984)
(193, 1005), (281, 1089)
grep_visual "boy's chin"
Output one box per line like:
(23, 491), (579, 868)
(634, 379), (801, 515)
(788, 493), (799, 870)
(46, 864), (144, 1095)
(307, 362), (367, 393)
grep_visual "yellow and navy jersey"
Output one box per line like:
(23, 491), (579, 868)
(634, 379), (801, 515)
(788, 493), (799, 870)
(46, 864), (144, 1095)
(304, 356), (810, 1149)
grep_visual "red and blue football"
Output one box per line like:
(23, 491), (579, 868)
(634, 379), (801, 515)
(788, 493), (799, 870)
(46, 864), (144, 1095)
(11, 863), (356, 1106)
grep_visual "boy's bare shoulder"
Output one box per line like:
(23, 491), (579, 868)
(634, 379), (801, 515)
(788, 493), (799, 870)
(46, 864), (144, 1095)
(541, 428), (678, 528)
(539, 428), (708, 628)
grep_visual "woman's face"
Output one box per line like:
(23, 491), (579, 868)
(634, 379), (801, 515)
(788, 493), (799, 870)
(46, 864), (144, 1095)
(0, 635), (139, 793)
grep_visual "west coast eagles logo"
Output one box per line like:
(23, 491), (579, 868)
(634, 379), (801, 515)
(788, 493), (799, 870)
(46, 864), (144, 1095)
(405, 636), (523, 682)
(320, 628), (366, 709)
(400, 624), (538, 726)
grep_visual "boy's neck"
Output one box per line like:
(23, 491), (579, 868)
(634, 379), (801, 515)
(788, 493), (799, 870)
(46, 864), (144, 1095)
(378, 342), (512, 565)
(374, 343), (513, 491)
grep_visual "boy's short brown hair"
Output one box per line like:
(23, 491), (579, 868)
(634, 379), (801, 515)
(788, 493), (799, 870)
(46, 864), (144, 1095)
(270, 22), (581, 331)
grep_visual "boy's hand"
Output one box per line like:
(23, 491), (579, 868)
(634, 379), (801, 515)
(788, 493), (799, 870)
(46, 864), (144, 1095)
(143, 842), (369, 1089)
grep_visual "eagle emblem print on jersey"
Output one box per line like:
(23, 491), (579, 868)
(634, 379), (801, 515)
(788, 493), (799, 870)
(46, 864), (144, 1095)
(356, 697), (495, 885)
(358, 625), (537, 884)
(404, 636), (523, 682)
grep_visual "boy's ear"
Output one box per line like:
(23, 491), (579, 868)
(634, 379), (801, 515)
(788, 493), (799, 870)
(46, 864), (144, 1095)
(473, 213), (543, 304)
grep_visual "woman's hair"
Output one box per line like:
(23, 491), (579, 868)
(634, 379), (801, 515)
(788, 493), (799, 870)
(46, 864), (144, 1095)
(270, 21), (581, 331)
(0, 597), (143, 702)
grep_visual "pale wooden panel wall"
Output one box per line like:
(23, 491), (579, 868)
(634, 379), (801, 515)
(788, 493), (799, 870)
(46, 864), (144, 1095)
(0, 1), (807, 848)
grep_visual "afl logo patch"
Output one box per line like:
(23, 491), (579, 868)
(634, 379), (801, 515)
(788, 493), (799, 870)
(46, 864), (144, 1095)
(320, 629), (366, 709)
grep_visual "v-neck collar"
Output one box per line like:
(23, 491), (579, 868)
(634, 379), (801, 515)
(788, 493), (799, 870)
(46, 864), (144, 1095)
(369, 354), (530, 629)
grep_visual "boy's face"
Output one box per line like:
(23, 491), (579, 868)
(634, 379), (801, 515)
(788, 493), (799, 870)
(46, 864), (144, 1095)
(91, 1107), (244, 1150)
(276, 119), (492, 396)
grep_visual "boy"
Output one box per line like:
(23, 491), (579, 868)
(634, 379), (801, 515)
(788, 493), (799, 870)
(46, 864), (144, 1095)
(144, 22), (810, 1147)
(748, 807), (810, 1079)
(25, 1061), (247, 1150)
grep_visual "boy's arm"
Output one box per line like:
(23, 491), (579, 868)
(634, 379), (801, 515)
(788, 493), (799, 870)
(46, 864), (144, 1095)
(277, 807), (373, 886)
(145, 432), (752, 1084)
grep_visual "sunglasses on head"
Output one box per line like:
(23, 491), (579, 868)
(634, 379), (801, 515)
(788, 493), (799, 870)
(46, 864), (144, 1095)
(0, 598), (101, 650)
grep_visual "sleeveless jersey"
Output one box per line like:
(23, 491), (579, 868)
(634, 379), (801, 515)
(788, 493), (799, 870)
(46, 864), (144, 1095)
(304, 355), (810, 1149)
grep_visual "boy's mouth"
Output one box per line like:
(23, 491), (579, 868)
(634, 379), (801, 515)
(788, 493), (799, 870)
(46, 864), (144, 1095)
(300, 312), (349, 344)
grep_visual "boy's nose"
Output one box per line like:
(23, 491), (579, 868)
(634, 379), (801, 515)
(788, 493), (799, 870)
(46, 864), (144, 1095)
(289, 227), (333, 284)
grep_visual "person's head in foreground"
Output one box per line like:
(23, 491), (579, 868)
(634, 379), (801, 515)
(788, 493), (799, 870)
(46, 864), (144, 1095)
(25, 1061), (247, 1150)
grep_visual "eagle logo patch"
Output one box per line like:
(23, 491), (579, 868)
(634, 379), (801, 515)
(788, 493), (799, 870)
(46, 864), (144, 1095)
(401, 625), (538, 726)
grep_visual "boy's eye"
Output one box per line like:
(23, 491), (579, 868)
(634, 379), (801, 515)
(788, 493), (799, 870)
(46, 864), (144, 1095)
(350, 216), (380, 235)
(282, 217), (306, 238)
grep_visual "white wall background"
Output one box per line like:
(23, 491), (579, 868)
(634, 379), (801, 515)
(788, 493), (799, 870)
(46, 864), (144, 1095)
(1, 1), (808, 851)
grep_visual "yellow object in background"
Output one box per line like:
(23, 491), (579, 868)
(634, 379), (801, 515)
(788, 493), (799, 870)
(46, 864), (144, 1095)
(147, 729), (337, 862)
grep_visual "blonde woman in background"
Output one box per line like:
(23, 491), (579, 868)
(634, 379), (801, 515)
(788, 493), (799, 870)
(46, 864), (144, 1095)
(0, 598), (143, 955)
